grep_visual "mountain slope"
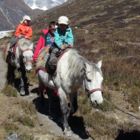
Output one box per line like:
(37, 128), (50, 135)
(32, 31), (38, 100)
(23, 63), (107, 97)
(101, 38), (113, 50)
(0, 0), (33, 30)
(32, 0), (140, 139)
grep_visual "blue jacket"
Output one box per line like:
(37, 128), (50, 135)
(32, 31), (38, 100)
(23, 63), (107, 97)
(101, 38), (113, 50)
(54, 27), (74, 49)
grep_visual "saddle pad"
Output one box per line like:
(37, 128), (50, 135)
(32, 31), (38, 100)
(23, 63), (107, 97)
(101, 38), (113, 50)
(36, 47), (49, 71)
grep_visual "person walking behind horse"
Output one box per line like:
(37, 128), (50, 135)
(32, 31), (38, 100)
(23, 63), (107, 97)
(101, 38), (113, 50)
(46, 16), (74, 75)
(9, 15), (32, 51)
(33, 21), (57, 63)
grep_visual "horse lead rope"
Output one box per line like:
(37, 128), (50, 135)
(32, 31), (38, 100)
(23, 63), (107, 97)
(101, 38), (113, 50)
(104, 98), (140, 120)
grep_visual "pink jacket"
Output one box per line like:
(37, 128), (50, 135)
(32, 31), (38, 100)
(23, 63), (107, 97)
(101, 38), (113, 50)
(33, 29), (49, 62)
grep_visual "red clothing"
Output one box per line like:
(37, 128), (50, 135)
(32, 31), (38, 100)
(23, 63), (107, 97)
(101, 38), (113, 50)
(15, 23), (32, 39)
(33, 29), (49, 62)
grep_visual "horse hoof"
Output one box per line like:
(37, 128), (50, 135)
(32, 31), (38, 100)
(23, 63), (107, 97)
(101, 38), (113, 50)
(20, 90), (25, 96)
(64, 129), (72, 137)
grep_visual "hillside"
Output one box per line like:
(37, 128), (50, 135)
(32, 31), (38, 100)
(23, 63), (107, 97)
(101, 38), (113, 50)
(32, 0), (140, 139)
(33, 0), (140, 110)
(0, 0), (140, 139)
(0, 0), (42, 30)
(0, 0), (33, 30)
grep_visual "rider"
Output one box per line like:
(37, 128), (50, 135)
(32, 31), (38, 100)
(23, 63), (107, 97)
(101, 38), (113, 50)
(55, 16), (74, 49)
(46, 16), (74, 75)
(33, 21), (56, 62)
(9, 15), (32, 50)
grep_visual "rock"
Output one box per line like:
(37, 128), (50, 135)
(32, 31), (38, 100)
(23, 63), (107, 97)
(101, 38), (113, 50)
(6, 133), (20, 140)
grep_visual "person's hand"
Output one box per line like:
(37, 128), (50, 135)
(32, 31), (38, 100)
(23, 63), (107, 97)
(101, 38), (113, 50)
(61, 44), (67, 50)
(25, 36), (30, 39)
(18, 35), (23, 38)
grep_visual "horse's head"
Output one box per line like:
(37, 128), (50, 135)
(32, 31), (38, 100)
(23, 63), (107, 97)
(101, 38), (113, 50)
(18, 38), (34, 71)
(85, 60), (103, 105)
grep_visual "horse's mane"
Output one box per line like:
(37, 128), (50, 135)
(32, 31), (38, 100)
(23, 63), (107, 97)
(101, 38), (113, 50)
(66, 49), (85, 80)
(66, 49), (102, 80)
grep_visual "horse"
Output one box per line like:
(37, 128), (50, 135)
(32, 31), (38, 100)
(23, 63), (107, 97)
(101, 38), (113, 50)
(4, 38), (34, 95)
(36, 48), (103, 136)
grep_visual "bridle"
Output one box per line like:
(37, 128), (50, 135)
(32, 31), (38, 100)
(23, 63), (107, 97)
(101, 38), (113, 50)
(85, 88), (102, 95)
(84, 72), (102, 96)
(21, 48), (33, 64)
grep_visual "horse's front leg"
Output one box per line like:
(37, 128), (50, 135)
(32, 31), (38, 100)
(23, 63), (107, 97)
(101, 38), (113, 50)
(19, 67), (29, 96)
(58, 87), (72, 136)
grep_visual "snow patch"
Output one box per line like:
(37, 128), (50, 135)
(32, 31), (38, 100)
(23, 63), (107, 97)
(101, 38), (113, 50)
(24, 0), (68, 10)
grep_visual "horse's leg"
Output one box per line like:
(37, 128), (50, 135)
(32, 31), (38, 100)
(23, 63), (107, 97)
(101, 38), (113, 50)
(6, 63), (15, 85)
(37, 72), (45, 99)
(70, 93), (78, 115)
(38, 71), (52, 116)
(19, 67), (29, 96)
(58, 87), (72, 136)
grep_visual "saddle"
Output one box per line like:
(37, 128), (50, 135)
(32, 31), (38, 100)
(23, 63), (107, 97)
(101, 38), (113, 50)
(45, 47), (71, 75)
(45, 47), (60, 75)
(36, 46), (71, 75)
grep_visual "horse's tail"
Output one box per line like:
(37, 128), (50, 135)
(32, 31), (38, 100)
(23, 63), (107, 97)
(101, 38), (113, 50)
(3, 43), (10, 62)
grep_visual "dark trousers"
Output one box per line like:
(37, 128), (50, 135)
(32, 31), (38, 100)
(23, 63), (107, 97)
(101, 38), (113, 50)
(9, 37), (19, 48)
(46, 47), (60, 75)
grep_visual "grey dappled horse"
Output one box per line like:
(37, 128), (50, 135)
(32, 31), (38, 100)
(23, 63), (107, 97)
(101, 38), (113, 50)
(5, 38), (34, 95)
(37, 49), (103, 136)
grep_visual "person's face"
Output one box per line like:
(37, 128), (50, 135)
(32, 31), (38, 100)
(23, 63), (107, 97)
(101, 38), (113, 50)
(24, 20), (31, 25)
(49, 25), (56, 33)
(59, 24), (68, 31)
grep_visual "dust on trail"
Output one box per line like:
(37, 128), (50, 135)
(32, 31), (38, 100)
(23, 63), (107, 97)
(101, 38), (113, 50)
(0, 49), (93, 140)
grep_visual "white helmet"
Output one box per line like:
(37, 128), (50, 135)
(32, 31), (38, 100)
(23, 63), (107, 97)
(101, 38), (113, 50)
(22, 15), (31, 21)
(58, 16), (69, 25)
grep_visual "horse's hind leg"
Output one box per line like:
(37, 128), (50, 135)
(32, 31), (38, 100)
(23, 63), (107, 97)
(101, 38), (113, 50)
(58, 87), (72, 136)
(38, 82), (45, 101)
(70, 93), (78, 115)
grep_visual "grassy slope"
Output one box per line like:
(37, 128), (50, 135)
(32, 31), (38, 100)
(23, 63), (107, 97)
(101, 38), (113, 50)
(33, 0), (140, 110)
(32, 0), (140, 139)
(1, 0), (140, 139)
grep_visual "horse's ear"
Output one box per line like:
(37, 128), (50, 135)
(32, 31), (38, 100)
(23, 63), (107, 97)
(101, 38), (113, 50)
(97, 60), (102, 68)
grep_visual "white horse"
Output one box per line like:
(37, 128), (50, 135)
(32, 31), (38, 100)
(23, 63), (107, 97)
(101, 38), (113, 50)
(4, 38), (34, 95)
(37, 48), (103, 136)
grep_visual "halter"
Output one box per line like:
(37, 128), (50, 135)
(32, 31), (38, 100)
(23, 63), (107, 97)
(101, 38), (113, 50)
(21, 48), (33, 64)
(84, 70), (102, 95)
(85, 87), (102, 95)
